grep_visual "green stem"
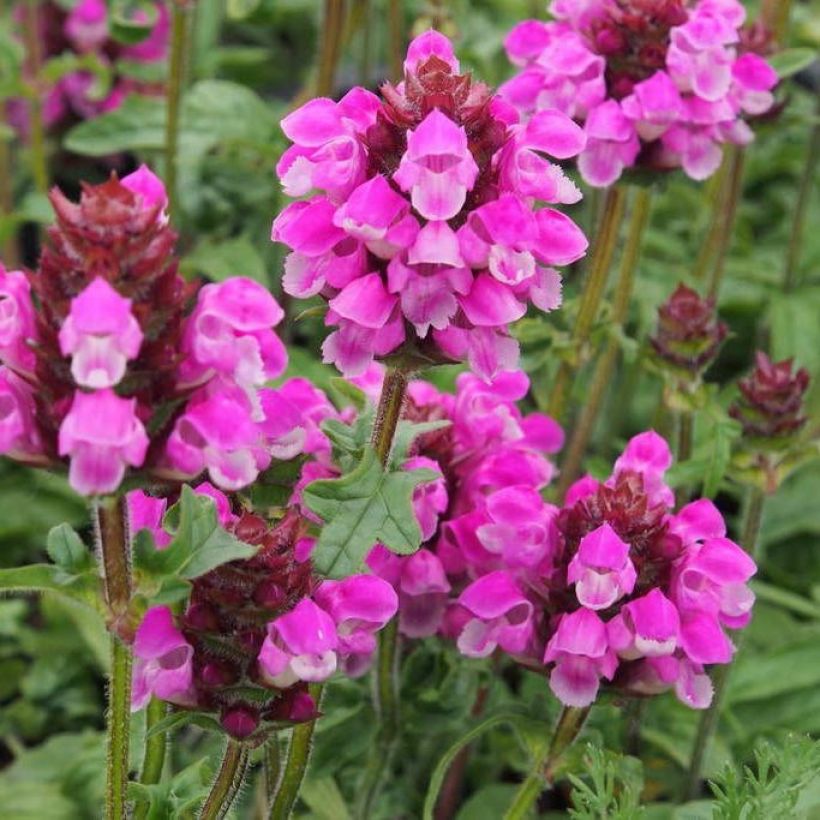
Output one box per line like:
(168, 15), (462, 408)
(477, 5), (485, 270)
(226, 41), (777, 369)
(358, 0), (371, 86)
(269, 684), (324, 820)
(165, 1), (191, 224)
(199, 740), (250, 820)
(370, 366), (410, 466)
(316, 0), (347, 97)
(0, 114), (18, 267)
(504, 706), (591, 820)
(107, 637), (132, 820)
(677, 411), (694, 464)
(707, 146), (745, 299)
(548, 185), (627, 424)
(134, 698), (168, 819)
(22, 1), (48, 193)
(783, 91), (820, 293)
(761, 0), (793, 43)
(96, 496), (134, 820)
(264, 735), (281, 805)
(388, 0), (403, 81)
(684, 487), (766, 799)
(691, 156), (730, 283)
(624, 699), (645, 758)
(556, 187), (651, 498)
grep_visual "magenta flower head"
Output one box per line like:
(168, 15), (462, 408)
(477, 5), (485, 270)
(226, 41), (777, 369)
(272, 30), (588, 381)
(131, 494), (397, 741)
(0, 169), (291, 497)
(501, 0), (778, 185)
(439, 430), (755, 711)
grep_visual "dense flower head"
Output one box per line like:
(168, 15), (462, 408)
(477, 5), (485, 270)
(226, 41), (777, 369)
(649, 283), (728, 376)
(385, 414), (755, 711)
(272, 30), (588, 382)
(730, 351), (809, 440)
(0, 169), (294, 496)
(130, 484), (397, 741)
(501, 0), (778, 184)
(8, 0), (168, 135)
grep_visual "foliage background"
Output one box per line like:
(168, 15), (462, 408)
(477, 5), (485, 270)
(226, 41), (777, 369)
(0, 0), (818, 816)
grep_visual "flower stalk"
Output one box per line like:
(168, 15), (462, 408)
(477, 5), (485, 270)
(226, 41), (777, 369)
(165, 0), (192, 223)
(269, 684), (324, 819)
(684, 486), (766, 799)
(199, 740), (250, 820)
(388, 0), (403, 80)
(548, 185), (627, 424)
(706, 145), (745, 299)
(134, 698), (168, 819)
(316, 0), (347, 97)
(504, 706), (591, 820)
(22, 0), (48, 193)
(96, 496), (134, 820)
(556, 186), (651, 498)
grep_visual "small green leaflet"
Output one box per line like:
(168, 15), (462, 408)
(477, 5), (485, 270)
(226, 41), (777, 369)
(133, 485), (258, 583)
(303, 446), (439, 578)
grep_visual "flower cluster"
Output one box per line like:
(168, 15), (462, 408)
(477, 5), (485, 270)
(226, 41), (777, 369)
(129, 482), (398, 740)
(272, 30), (588, 381)
(650, 283), (728, 377)
(501, 0), (778, 184)
(0, 169), (296, 496)
(9, 0), (168, 134)
(369, 382), (756, 710)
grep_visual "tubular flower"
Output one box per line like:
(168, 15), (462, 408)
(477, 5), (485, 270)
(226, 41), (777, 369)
(131, 488), (397, 741)
(0, 169), (292, 496)
(500, 0), (777, 185)
(272, 30), (587, 381)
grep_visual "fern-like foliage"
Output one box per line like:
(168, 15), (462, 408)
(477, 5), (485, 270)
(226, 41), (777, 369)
(710, 735), (820, 820)
(567, 744), (645, 820)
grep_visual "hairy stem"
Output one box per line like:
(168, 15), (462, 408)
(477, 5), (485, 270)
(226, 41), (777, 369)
(96, 496), (134, 820)
(200, 740), (250, 820)
(783, 91), (820, 293)
(761, 0), (793, 43)
(269, 684), (324, 819)
(504, 706), (591, 820)
(685, 487), (766, 799)
(556, 187), (651, 497)
(22, 1), (48, 193)
(134, 698), (168, 819)
(371, 366), (410, 466)
(707, 146), (745, 299)
(0, 114), (18, 267)
(677, 411), (694, 464)
(316, 0), (347, 96)
(548, 186), (627, 424)
(264, 735), (281, 805)
(165, 0), (191, 224)
(106, 637), (132, 820)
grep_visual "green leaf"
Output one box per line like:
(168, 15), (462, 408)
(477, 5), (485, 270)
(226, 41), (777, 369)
(423, 711), (528, 820)
(768, 48), (818, 80)
(108, 1), (160, 46)
(328, 377), (368, 412)
(390, 419), (452, 466)
(64, 80), (275, 158)
(303, 447), (438, 578)
(46, 524), (94, 575)
(299, 776), (352, 820)
(181, 234), (268, 285)
(0, 564), (100, 608)
(133, 486), (258, 585)
(226, 0), (262, 19)
(145, 709), (223, 739)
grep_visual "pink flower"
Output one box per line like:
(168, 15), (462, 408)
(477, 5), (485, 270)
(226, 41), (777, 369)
(393, 109), (479, 221)
(607, 589), (680, 659)
(65, 0), (108, 53)
(406, 456), (448, 541)
(578, 101), (641, 187)
(180, 278), (286, 412)
(621, 71), (685, 141)
(193, 481), (238, 528)
(476, 486), (558, 569)
(567, 523), (637, 609)
(404, 29), (459, 73)
(368, 546), (452, 639)
(58, 278), (144, 389)
(0, 368), (43, 461)
(544, 608), (617, 707)
(257, 388), (307, 461)
(731, 53), (778, 117)
(127, 490), (171, 548)
(457, 571), (535, 658)
(132, 607), (194, 711)
(258, 598), (339, 687)
(121, 164), (169, 215)
(0, 265), (38, 373)
(164, 388), (269, 491)
(313, 575), (398, 676)
(612, 430), (674, 507)
(58, 389), (149, 495)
